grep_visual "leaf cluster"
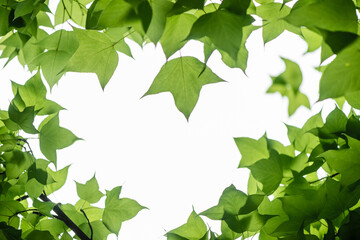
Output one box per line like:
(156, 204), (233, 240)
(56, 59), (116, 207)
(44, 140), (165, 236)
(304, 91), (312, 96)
(1, 0), (360, 239)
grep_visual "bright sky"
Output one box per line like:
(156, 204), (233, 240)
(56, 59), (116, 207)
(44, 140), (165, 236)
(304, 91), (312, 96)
(0, 12), (340, 240)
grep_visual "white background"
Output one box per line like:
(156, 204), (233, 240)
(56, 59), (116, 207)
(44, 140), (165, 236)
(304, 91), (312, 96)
(0, 5), (340, 240)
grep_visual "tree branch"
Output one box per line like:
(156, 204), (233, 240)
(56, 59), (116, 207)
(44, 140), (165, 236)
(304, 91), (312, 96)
(309, 173), (340, 184)
(81, 209), (93, 240)
(39, 193), (90, 240)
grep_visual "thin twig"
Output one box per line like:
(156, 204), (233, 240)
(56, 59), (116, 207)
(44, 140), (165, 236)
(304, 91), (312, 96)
(81, 209), (93, 240)
(309, 173), (340, 184)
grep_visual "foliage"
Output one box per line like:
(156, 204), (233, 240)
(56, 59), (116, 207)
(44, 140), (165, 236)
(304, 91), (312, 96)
(0, 0), (360, 239)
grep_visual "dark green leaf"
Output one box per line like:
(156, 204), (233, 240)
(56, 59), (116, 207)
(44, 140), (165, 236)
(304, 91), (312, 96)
(168, 0), (205, 16)
(220, 0), (251, 16)
(187, 10), (253, 61)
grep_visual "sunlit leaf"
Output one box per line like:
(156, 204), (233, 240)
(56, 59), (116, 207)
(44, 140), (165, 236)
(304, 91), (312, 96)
(159, 13), (197, 59)
(64, 28), (118, 89)
(102, 186), (146, 235)
(167, 210), (207, 239)
(143, 56), (224, 120)
(285, 0), (358, 33)
(75, 175), (104, 203)
(319, 38), (360, 100)
(39, 114), (81, 166)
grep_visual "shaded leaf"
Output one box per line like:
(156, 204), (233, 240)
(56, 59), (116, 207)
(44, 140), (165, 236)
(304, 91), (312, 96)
(187, 10), (254, 60)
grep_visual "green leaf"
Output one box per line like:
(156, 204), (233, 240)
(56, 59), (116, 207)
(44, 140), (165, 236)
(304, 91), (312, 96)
(319, 38), (360, 100)
(146, 0), (173, 43)
(159, 13), (197, 59)
(25, 178), (44, 198)
(256, 3), (299, 44)
(86, 0), (138, 29)
(3, 150), (33, 179)
(167, 210), (207, 239)
(0, 222), (22, 240)
(102, 186), (146, 235)
(219, 24), (259, 72)
(39, 114), (81, 166)
(25, 230), (55, 240)
(64, 28), (118, 89)
(225, 210), (272, 234)
(45, 165), (70, 195)
(168, 0), (205, 16)
(187, 10), (253, 61)
(55, 0), (92, 27)
(143, 56), (224, 120)
(0, 200), (26, 223)
(75, 175), (104, 203)
(79, 220), (111, 240)
(320, 136), (360, 185)
(285, 0), (358, 34)
(201, 185), (247, 219)
(33, 198), (56, 217)
(8, 104), (38, 134)
(345, 90), (360, 109)
(301, 28), (322, 52)
(337, 210), (360, 239)
(234, 135), (269, 168)
(0, 8), (10, 36)
(286, 112), (323, 153)
(220, 0), (251, 16)
(33, 30), (79, 88)
(249, 151), (283, 195)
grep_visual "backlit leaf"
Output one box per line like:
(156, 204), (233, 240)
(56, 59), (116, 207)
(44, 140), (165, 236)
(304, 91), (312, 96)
(64, 28), (118, 89)
(75, 175), (104, 203)
(159, 13), (197, 59)
(285, 0), (358, 34)
(39, 114), (81, 166)
(102, 186), (146, 235)
(143, 56), (224, 120)
(167, 210), (207, 239)
(234, 135), (269, 168)
(187, 10), (254, 60)
(319, 38), (360, 100)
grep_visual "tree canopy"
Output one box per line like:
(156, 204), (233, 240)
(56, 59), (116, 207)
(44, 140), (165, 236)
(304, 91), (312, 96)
(1, 0), (360, 239)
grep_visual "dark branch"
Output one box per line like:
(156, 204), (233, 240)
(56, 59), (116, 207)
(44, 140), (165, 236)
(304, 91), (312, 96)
(39, 193), (90, 240)
(15, 195), (29, 202)
(81, 209), (93, 240)
(309, 173), (340, 184)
